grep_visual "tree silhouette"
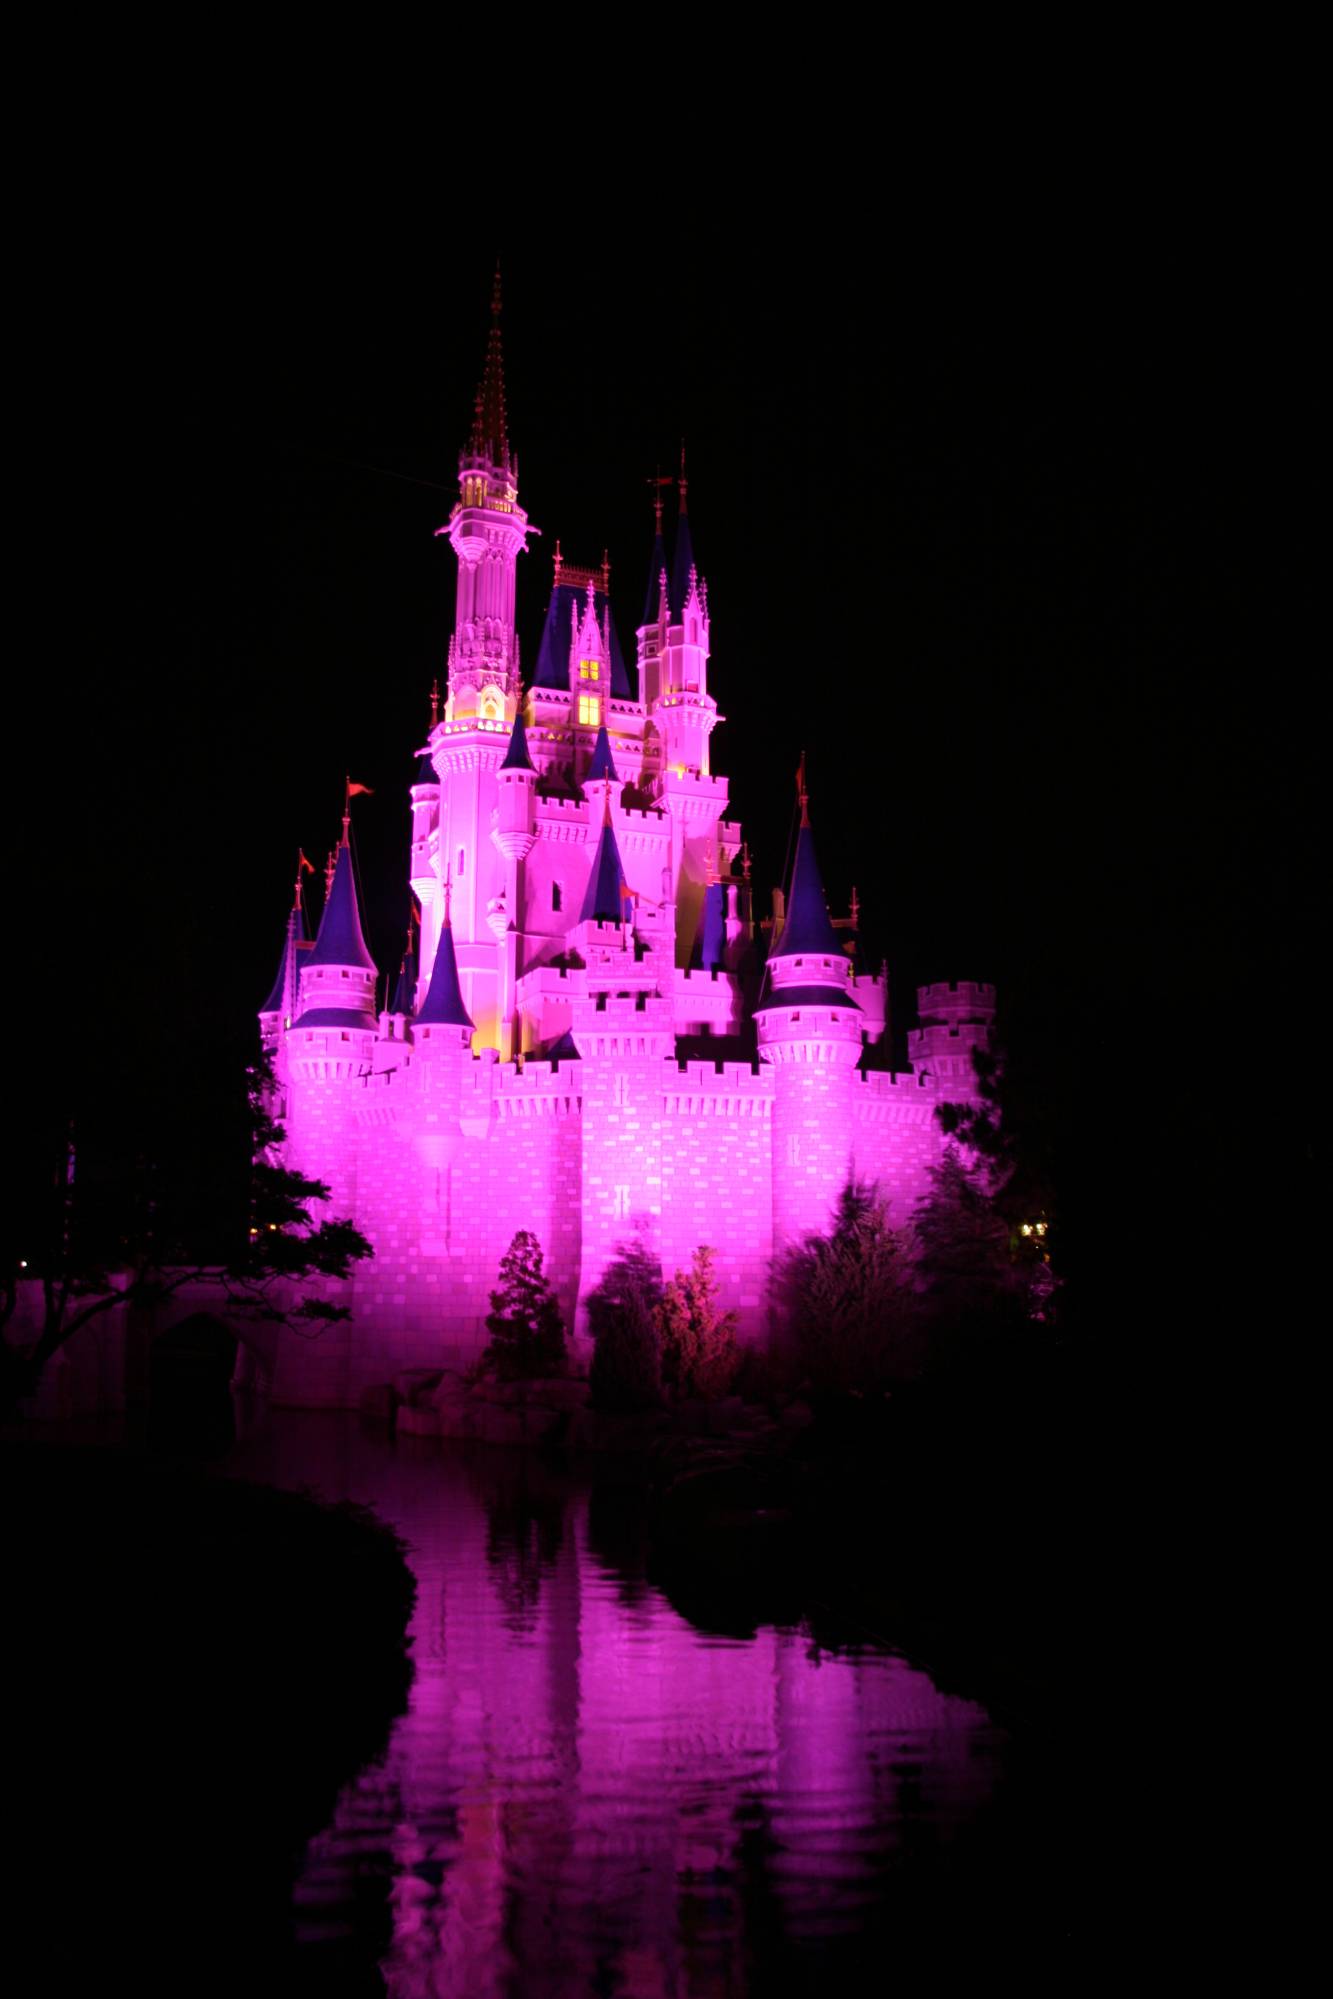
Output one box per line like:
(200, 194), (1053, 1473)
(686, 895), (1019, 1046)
(480, 1230), (567, 1382)
(656, 1245), (739, 1400)
(1, 1055), (373, 1407)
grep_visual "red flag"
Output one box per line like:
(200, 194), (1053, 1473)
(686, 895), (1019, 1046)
(298, 851), (315, 874)
(348, 781), (374, 798)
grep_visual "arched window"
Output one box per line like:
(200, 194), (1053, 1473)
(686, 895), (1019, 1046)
(552, 883), (563, 912)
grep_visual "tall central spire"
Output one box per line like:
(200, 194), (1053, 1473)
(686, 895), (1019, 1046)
(469, 261), (510, 471)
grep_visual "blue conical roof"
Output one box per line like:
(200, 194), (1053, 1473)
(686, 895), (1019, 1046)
(413, 750), (436, 785)
(670, 506), (696, 614)
(260, 911), (297, 1014)
(580, 816), (629, 924)
(499, 707), (535, 771)
(585, 723), (618, 784)
(642, 530), (667, 624)
(391, 948), (417, 1015)
(307, 844), (377, 971)
(697, 882), (727, 971)
(416, 918), (475, 1029)
(547, 1028), (580, 1063)
(532, 581), (633, 697)
(773, 822), (843, 959)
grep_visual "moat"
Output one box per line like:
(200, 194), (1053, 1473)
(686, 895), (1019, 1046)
(214, 1409), (1086, 1991)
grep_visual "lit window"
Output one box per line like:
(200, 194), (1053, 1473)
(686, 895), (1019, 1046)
(579, 659), (600, 681)
(578, 694), (600, 727)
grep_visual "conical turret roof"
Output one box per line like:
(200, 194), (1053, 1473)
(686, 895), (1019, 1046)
(773, 822), (843, 960)
(585, 723), (618, 784)
(391, 947), (417, 1016)
(580, 814), (629, 925)
(499, 706), (535, 771)
(260, 910), (299, 1015)
(416, 914), (475, 1029)
(307, 843), (377, 971)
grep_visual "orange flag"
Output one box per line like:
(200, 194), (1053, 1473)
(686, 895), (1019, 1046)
(348, 781), (374, 798)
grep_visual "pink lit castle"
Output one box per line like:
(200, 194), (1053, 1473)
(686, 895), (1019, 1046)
(257, 285), (994, 1406)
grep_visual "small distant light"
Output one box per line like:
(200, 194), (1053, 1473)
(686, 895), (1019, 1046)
(1035, 1222), (1047, 1236)
(19, 1258), (28, 1269)
(249, 1228), (259, 1238)
(1020, 1223), (1033, 1237)
(268, 1223), (278, 1232)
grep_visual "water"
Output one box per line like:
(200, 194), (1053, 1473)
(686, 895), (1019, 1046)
(226, 1412), (1070, 1993)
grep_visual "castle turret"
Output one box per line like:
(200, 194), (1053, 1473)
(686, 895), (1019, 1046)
(426, 272), (535, 1049)
(755, 790), (862, 1246)
(491, 704), (538, 1058)
(291, 831), (378, 1035)
(908, 982), (996, 1099)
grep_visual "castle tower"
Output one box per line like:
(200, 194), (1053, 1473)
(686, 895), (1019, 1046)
(258, 866), (311, 1092)
(755, 790), (863, 1247)
(281, 826), (379, 1296)
(646, 467), (729, 967)
(425, 270), (534, 1048)
(491, 704), (538, 1060)
(908, 982), (997, 1099)
(568, 795), (674, 1343)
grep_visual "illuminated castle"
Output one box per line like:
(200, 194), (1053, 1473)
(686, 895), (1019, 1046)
(257, 283), (993, 1406)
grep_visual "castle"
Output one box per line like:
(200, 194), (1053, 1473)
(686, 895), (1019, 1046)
(256, 284), (994, 1407)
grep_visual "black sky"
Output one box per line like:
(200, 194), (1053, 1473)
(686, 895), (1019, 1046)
(12, 185), (1286, 1316)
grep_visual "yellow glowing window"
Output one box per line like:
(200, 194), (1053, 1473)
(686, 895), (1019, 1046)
(579, 659), (600, 681)
(578, 694), (600, 726)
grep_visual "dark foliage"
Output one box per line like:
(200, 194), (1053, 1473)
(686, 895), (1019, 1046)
(1, 1056), (373, 1407)
(775, 1179), (918, 1393)
(481, 1229), (567, 1381)
(587, 1238), (664, 1411)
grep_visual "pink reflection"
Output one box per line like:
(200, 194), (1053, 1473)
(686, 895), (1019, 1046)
(238, 1424), (1007, 1996)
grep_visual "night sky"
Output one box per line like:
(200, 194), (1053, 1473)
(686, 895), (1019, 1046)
(14, 204), (1286, 1326)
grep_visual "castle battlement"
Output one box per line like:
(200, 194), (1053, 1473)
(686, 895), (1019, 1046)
(255, 294), (993, 1403)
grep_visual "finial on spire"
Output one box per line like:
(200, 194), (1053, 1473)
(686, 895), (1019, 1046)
(600, 549), (611, 595)
(325, 848), (337, 899)
(295, 850), (314, 913)
(796, 751), (809, 829)
(442, 863), (453, 929)
(429, 676), (440, 728)
(678, 439), (688, 514)
(741, 841), (752, 882)
(553, 538), (563, 586)
(849, 886), (860, 928)
(468, 261), (510, 467)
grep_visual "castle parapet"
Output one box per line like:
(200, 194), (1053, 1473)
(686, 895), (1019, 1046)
(915, 980), (996, 1025)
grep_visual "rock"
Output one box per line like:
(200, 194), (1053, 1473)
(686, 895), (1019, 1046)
(430, 1371), (473, 1409)
(463, 1402), (529, 1447)
(705, 1396), (747, 1436)
(524, 1377), (590, 1412)
(778, 1400), (814, 1431)
(358, 1383), (398, 1426)
(569, 1407), (669, 1454)
(397, 1404), (439, 1439)
(397, 1369), (445, 1408)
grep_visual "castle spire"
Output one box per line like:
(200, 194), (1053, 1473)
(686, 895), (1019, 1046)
(670, 441), (696, 613)
(580, 802), (629, 924)
(416, 872), (475, 1029)
(774, 781), (843, 960)
(585, 721), (618, 784)
(499, 698), (535, 772)
(307, 841), (377, 972)
(643, 471), (671, 624)
(469, 260), (510, 470)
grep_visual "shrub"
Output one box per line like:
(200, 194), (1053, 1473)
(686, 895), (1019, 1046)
(775, 1179), (916, 1394)
(587, 1239), (663, 1411)
(655, 1246), (739, 1401)
(480, 1231), (567, 1382)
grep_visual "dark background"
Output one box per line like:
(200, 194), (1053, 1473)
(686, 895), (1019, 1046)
(10, 192), (1297, 1340)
